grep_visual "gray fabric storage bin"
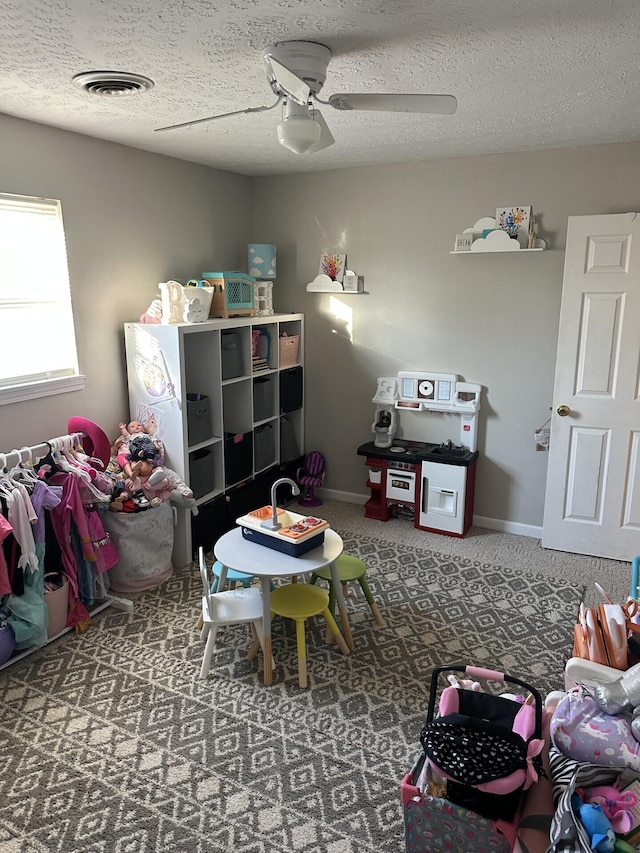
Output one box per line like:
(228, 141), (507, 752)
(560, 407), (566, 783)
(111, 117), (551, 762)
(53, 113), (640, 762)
(254, 424), (275, 471)
(189, 448), (215, 500)
(221, 332), (243, 380)
(253, 376), (275, 422)
(186, 393), (212, 445)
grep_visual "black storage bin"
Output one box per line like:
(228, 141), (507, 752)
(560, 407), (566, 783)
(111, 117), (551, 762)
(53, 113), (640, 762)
(186, 393), (212, 445)
(191, 495), (230, 557)
(254, 424), (275, 471)
(224, 431), (253, 486)
(280, 415), (300, 462)
(279, 366), (303, 413)
(189, 448), (215, 500)
(253, 375), (274, 422)
(221, 331), (243, 380)
(225, 468), (277, 520)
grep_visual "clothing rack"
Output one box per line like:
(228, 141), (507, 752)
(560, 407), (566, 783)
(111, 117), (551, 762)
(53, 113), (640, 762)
(0, 430), (133, 672)
(0, 431), (85, 471)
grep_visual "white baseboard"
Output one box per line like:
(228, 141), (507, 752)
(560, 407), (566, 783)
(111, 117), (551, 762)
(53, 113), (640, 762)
(319, 488), (366, 505)
(472, 515), (543, 539)
(319, 489), (543, 539)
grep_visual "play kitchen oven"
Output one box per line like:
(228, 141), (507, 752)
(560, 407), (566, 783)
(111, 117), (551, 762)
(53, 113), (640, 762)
(357, 439), (478, 537)
(386, 459), (418, 503)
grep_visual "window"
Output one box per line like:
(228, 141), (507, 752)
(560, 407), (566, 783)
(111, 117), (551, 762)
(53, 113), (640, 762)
(0, 192), (83, 404)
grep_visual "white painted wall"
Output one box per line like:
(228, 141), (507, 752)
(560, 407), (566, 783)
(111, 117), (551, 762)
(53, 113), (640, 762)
(1, 110), (639, 531)
(252, 143), (640, 528)
(0, 113), (252, 450)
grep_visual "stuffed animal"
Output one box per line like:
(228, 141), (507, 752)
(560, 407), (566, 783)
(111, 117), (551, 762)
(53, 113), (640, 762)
(571, 794), (615, 852)
(140, 298), (163, 324)
(447, 674), (482, 691)
(583, 785), (638, 834)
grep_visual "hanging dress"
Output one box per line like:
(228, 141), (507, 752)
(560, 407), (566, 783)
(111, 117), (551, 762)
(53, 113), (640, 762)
(47, 471), (95, 631)
(5, 486), (48, 649)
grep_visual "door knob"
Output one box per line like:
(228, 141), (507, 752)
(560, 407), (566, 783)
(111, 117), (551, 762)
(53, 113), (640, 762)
(556, 404), (571, 417)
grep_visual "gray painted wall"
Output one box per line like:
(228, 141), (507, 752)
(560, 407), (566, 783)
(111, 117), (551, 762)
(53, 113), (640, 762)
(1, 111), (639, 531)
(252, 143), (640, 530)
(0, 113), (252, 451)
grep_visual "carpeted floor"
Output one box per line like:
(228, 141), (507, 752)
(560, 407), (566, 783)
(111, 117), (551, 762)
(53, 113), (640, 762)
(318, 498), (631, 607)
(0, 506), (589, 853)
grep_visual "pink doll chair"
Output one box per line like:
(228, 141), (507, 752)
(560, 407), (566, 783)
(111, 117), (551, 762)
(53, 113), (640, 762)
(296, 451), (325, 507)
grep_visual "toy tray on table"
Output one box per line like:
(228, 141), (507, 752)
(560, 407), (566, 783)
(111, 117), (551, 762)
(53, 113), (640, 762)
(236, 506), (329, 557)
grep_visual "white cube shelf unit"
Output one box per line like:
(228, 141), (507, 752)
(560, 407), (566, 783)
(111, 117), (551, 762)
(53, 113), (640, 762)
(124, 313), (304, 568)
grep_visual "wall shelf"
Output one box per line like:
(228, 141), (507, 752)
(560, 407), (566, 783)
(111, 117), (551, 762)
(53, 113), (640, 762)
(454, 215), (547, 253)
(450, 248), (544, 255)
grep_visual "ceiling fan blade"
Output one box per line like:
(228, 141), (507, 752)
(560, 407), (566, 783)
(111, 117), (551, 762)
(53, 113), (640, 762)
(265, 56), (310, 106)
(155, 100), (281, 132)
(327, 93), (457, 115)
(307, 108), (335, 153)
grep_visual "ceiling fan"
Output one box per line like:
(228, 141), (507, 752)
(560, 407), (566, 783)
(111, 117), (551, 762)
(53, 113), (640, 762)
(155, 40), (457, 154)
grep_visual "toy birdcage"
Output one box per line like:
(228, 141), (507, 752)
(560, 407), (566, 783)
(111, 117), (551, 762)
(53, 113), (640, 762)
(202, 271), (255, 319)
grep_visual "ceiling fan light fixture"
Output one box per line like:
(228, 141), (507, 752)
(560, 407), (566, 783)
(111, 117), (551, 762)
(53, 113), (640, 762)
(277, 100), (321, 154)
(277, 115), (321, 154)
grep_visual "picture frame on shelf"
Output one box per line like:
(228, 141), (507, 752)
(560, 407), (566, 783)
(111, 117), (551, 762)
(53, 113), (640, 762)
(495, 206), (532, 248)
(319, 252), (346, 283)
(454, 233), (474, 252)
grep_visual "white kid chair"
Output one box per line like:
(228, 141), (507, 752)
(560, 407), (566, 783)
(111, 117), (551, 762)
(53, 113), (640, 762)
(198, 546), (267, 680)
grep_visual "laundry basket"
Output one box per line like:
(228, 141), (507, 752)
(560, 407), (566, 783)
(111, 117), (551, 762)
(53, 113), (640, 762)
(103, 501), (174, 592)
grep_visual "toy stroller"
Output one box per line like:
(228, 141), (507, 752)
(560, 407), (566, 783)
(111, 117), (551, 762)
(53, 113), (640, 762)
(403, 664), (544, 853)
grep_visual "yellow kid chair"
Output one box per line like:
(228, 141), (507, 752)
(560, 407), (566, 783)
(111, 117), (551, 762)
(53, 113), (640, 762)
(269, 582), (349, 688)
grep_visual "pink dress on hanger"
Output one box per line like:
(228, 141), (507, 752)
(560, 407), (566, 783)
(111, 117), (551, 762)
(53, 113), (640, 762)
(0, 514), (13, 595)
(47, 472), (95, 630)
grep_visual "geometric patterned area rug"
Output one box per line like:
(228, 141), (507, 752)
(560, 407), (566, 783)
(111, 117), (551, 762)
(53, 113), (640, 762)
(0, 533), (581, 853)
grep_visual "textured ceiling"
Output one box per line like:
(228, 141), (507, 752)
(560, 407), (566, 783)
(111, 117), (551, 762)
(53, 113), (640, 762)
(2, 0), (640, 177)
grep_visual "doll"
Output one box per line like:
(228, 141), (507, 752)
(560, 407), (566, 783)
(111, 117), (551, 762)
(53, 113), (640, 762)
(125, 457), (173, 507)
(115, 421), (164, 474)
(122, 434), (164, 488)
(110, 435), (197, 514)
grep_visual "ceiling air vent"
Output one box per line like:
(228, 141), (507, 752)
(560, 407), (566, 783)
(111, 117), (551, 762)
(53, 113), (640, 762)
(72, 71), (154, 97)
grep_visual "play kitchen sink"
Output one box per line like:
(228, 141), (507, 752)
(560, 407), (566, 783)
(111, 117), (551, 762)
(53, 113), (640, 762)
(423, 443), (475, 462)
(237, 506), (329, 556)
(358, 439), (477, 465)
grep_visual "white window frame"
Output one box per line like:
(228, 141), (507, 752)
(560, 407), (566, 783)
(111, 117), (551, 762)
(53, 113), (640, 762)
(0, 192), (84, 404)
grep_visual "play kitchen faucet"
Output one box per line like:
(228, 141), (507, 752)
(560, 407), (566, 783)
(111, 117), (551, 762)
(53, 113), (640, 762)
(261, 477), (300, 530)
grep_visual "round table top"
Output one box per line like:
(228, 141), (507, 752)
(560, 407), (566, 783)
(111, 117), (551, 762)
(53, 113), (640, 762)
(214, 526), (344, 578)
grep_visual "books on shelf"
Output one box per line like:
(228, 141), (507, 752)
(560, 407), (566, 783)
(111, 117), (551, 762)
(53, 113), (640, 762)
(252, 356), (270, 372)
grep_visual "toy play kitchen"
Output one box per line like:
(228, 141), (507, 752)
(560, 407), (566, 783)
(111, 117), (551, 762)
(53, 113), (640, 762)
(358, 371), (482, 537)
